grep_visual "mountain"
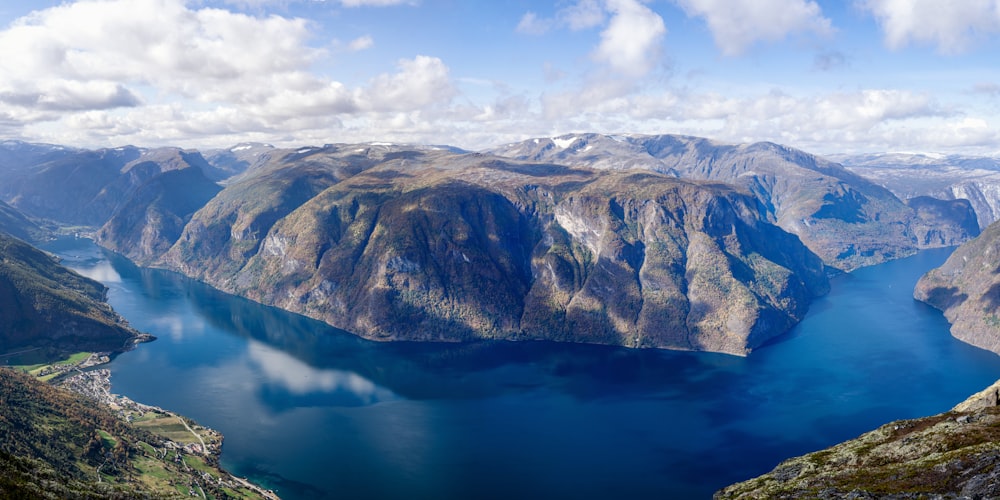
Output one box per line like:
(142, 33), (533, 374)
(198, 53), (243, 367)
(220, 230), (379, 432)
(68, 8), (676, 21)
(914, 220), (1000, 354)
(833, 152), (1000, 230)
(0, 140), (79, 173)
(95, 164), (223, 264)
(906, 195), (981, 246)
(0, 232), (142, 356)
(0, 145), (220, 227)
(716, 377), (1000, 499)
(202, 142), (275, 182)
(490, 134), (978, 271)
(0, 199), (45, 243)
(97, 145), (833, 355)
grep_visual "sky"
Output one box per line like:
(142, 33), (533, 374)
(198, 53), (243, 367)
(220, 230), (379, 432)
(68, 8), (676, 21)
(1, 0), (999, 155)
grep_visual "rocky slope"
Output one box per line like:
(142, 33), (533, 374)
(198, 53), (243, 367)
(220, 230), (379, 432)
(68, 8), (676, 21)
(914, 220), (1000, 354)
(110, 145), (834, 355)
(491, 134), (978, 271)
(834, 152), (1000, 229)
(716, 378), (1000, 499)
(0, 232), (143, 356)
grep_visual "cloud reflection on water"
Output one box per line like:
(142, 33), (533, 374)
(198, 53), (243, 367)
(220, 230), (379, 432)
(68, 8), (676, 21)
(246, 339), (398, 406)
(72, 261), (122, 283)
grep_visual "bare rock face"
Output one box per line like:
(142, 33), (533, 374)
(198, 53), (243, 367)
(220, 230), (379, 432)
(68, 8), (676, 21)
(716, 378), (1000, 499)
(492, 134), (977, 271)
(138, 146), (830, 355)
(914, 220), (1000, 354)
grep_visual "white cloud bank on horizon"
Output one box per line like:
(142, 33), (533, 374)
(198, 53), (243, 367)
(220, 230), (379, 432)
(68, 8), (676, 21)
(0, 0), (997, 155)
(0, 0), (457, 147)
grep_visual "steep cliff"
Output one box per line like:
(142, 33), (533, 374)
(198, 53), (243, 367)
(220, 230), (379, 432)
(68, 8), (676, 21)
(716, 378), (1000, 499)
(137, 147), (832, 355)
(914, 220), (1000, 354)
(492, 134), (975, 271)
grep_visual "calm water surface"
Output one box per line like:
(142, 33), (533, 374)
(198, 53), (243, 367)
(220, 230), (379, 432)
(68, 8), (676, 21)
(49, 239), (1000, 499)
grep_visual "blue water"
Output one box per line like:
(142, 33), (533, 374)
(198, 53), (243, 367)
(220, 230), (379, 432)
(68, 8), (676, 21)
(49, 239), (1000, 499)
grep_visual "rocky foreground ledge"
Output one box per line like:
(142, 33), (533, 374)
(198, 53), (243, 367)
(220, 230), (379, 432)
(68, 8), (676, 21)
(716, 379), (1000, 499)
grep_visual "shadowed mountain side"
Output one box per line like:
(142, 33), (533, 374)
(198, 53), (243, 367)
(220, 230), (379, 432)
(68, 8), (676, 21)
(117, 150), (833, 355)
(906, 196), (980, 246)
(834, 152), (1000, 229)
(490, 134), (976, 271)
(0, 233), (142, 356)
(96, 166), (222, 264)
(0, 199), (45, 243)
(0, 146), (220, 227)
(915, 220), (1000, 354)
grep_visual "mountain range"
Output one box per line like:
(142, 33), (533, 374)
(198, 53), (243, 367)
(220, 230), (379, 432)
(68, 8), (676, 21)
(833, 152), (1000, 230)
(5, 134), (1000, 496)
(491, 133), (978, 271)
(0, 135), (986, 356)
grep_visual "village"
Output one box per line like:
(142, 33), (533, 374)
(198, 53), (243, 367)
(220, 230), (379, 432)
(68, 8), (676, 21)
(54, 363), (279, 499)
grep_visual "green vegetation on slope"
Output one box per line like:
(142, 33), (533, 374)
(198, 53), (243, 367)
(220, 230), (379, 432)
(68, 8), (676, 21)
(0, 232), (141, 357)
(0, 367), (271, 499)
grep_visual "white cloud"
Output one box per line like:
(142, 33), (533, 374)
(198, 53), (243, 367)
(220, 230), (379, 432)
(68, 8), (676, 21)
(859, 0), (1000, 53)
(516, 0), (606, 35)
(347, 34), (374, 51)
(339, 0), (412, 6)
(561, 0), (607, 30)
(516, 12), (552, 35)
(516, 1), (664, 76)
(674, 0), (833, 55)
(360, 55), (455, 111)
(0, 0), (320, 109)
(592, 0), (666, 77)
(0, 0), (459, 148)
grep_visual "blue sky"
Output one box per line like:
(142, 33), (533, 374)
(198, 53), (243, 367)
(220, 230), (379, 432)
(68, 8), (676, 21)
(1, 0), (999, 155)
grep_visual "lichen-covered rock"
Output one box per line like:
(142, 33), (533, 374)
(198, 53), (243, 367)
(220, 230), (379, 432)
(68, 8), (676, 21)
(717, 378), (1000, 499)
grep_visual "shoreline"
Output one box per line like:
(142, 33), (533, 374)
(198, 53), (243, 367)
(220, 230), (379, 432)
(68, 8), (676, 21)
(54, 359), (280, 500)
